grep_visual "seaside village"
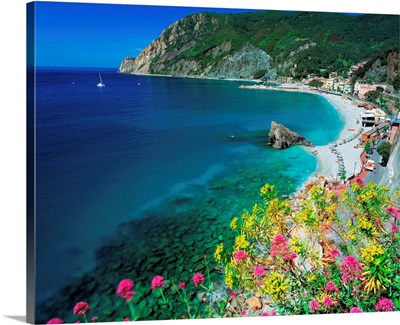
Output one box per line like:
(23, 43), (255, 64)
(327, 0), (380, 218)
(240, 61), (400, 199)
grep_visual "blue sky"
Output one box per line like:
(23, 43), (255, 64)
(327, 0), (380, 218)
(33, 1), (259, 68)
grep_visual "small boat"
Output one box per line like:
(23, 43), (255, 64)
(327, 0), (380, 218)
(97, 73), (105, 87)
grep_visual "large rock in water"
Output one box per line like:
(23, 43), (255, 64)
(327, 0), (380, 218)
(268, 121), (314, 149)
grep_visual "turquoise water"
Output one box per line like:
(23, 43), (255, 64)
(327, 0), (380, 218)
(35, 68), (342, 321)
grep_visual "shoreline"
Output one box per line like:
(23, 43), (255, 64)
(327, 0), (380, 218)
(240, 84), (367, 182)
(312, 92), (365, 179)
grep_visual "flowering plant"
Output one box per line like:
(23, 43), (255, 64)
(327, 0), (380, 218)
(214, 182), (400, 314)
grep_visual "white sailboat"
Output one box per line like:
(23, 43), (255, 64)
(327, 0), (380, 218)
(97, 73), (105, 87)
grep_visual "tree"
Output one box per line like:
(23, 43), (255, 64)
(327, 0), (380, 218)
(364, 141), (371, 153)
(377, 141), (391, 162)
(308, 79), (323, 88)
(364, 90), (380, 101)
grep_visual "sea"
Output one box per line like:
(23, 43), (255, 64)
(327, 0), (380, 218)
(34, 67), (343, 314)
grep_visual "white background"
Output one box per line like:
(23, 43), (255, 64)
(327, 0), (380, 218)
(0, 0), (398, 324)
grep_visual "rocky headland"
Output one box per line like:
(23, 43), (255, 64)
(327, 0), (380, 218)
(268, 121), (314, 149)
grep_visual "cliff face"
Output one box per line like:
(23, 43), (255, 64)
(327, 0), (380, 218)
(268, 121), (314, 149)
(380, 136), (400, 194)
(118, 13), (275, 79)
(358, 49), (399, 84)
(118, 11), (398, 81)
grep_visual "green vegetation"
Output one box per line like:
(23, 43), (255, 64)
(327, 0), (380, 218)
(308, 79), (323, 88)
(377, 141), (392, 162)
(148, 11), (399, 80)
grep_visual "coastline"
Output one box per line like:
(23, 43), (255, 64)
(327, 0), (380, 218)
(239, 83), (366, 181)
(311, 92), (365, 179)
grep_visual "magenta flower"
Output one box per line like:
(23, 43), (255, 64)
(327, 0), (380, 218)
(192, 273), (205, 287)
(151, 275), (166, 290)
(261, 311), (276, 316)
(253, 266), (266, 278)
(309, 299), (321, 313)
(230, 291), (237, 297)
(123, 318), (130, 322)
(325, 281), (339, 293)
(386, 206), (399, 220)
(91, 317), (98, 322)
(340, 256), (363, 285)
(179, 282), (186, 289)
(375, 297), (394, 312)
(270, 235), (289, 258)
(47, 319), (64, 324)
(350, 307), (363, 313)
(330, 249), (341, 259)
(391, 223), (399, 235)
(233, 250), (248, 264)
(240, 310), (248, 316)
(117, 279), (136, 302)
(73, 302), (90, 315)
(355, 177), (364, 186)
(323, 296), (333, 308)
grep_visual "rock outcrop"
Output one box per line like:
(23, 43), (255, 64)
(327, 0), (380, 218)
(268, 121), (314, 149)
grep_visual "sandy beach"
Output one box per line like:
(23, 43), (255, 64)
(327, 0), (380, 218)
(311, 93), (366, 180)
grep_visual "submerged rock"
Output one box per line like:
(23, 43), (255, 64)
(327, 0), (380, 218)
(268, 121), (314, 149)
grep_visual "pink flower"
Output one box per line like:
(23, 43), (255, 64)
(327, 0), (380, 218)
(73, 302), (90, 315)
(253, 266), (266, 278)
(350, 307), (363, 313)
(375, 297), (394, 312)
(257, 281), (263, 286)
(192, 273), (205, 287)
(117, 279), (136, 302)
(151, 275), (166, 290)
(75, 322), (80, 324)
(355, 177), (364, 186)
(330, 249), (341, 259)
(386, 206), (399, 220)
(340, 256), (363, 285)
(47, 319), (64, 324)
(241, 310), (248, 316)
(309, 299), (321, 313)
(261, 311), (276, 316)
(270, 235), (289, 258)
(323, 296), (333, 308)
(123, 318), (130, 322)
(325, 281), (339, 292)
(91, 317), (98, 322)
(391, 223), (399, 235)
(230, 291), (237, 297)
(233, 250), (248, 264)
(179, 282), (186, 289)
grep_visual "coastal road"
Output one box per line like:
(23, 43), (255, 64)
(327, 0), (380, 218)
(363, 146), (386, 185)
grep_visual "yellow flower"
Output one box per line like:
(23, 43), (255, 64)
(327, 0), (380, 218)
(234, 234), (249, 250)
(362, 244), (384, 264)
(290, 236), (302, 253)
(225, 269), (234, 289)
(230, 217), (238, 230)
(260, 184), (275, 196)
(264, 272), (290, 301)
(214, 243), (224, 264)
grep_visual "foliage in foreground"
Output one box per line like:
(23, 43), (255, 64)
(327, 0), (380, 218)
(46, 181), (399, 323)
(215, 181), (400, 315)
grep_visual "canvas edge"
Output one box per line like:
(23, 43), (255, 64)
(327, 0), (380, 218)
(27, 2), (36, 324)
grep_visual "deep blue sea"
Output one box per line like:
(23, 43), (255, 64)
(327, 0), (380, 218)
(34, 67), (342, 305)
